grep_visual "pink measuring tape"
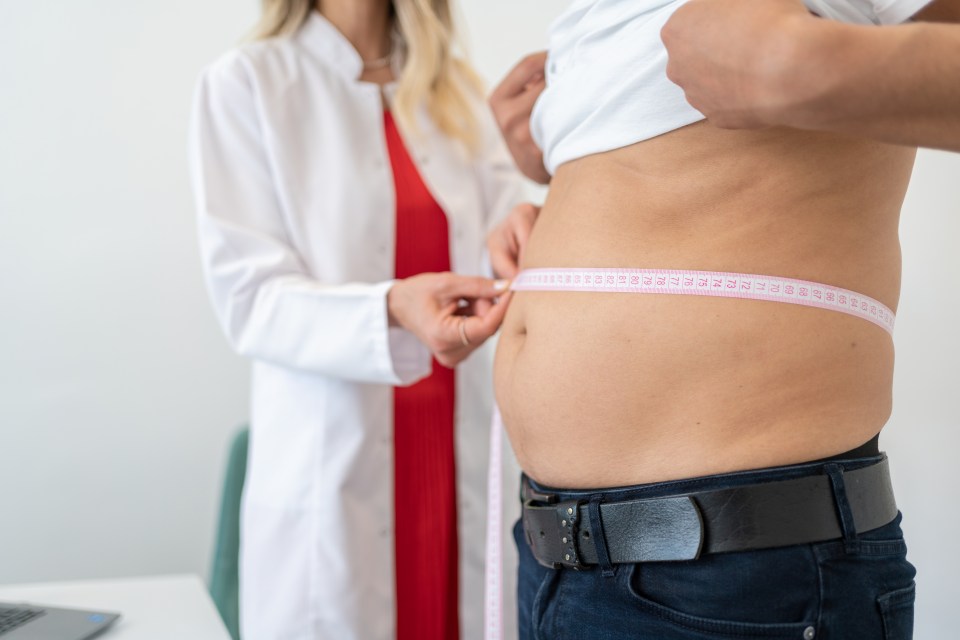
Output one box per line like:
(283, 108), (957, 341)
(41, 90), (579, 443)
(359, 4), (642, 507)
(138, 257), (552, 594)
(483, 267), (895, 639)
(511, 267), (895, 334)
(484, 407), (506, 640)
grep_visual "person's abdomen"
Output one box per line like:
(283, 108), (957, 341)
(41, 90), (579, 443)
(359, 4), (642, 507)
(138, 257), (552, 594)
(494, 122), (916, 489)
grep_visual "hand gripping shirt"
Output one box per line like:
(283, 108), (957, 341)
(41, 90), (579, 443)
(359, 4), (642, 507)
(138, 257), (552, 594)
(531, 0), (934, 175)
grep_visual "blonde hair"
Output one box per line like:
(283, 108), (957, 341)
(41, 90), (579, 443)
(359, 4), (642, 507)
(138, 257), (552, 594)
(254, 0), (484, 150)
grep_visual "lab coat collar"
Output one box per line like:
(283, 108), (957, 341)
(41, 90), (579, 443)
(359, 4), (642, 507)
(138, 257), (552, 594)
(297, 11), (363, 80)
(297, 10), (403, 84)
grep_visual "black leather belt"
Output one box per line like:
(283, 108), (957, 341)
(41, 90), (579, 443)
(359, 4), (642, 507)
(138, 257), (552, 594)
(521, 457), (897, 570)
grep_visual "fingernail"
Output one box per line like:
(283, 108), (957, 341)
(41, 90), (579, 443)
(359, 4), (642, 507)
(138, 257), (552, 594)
(494, 279), (511, 291)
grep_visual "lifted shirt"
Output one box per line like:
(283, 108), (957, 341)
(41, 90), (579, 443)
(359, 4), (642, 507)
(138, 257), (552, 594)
(531, 0), (935, 175)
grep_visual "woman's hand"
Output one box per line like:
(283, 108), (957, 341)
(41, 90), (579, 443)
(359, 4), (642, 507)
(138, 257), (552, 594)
(490, 52), (551, 185)
(387, 273), (512, 368)
(488, 202), (541, 279)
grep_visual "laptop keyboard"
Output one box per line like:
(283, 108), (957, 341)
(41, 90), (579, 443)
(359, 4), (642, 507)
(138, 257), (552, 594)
(0, 605), (45, 635)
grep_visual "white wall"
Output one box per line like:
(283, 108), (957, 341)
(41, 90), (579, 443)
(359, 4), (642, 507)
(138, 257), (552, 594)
(0, 1), (956, 637)
(885, 149), (960, 638)
(0, 0), (261, 582)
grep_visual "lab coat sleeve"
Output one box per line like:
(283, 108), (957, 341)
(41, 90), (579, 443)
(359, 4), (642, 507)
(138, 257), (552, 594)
(475, 102), (526, 233)
(473, 99), (528, 277)
(189, 53), (431, 386)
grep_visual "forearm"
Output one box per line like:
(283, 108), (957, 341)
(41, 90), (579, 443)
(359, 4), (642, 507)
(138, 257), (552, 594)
(777, 20), (960, 150)
(219, 273), (431, 385)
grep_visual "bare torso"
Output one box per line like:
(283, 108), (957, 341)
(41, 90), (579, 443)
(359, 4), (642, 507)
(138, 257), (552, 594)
(494, 122), (916, 489)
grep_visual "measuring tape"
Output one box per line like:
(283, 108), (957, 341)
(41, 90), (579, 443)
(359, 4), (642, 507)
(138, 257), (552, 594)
(482, 267), (896, 639)
(511, 268), (895, 334)
(483, 406), (505, 640)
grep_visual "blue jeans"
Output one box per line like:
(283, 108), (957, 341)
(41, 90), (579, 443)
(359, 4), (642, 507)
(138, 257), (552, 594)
(516, 456), (916, 640)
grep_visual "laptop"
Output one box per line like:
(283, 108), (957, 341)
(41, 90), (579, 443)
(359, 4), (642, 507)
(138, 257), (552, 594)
(0, 601), (119, 639)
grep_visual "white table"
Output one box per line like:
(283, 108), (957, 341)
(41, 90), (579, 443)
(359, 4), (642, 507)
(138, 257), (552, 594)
(0, 574), (231, 640)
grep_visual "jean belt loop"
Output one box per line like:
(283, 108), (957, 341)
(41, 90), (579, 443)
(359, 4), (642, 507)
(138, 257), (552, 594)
(824, 463), (860, 554)
(587, 495), (615, 577)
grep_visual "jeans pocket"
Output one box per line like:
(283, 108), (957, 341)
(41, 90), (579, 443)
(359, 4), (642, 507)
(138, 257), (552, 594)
(623, 562), (817, 639)
(878, 582), (916, 640)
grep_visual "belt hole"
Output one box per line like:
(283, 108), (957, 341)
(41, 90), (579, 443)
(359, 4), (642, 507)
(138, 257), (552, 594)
(582, 531), (590, 539)
(539, 530), (545, 539)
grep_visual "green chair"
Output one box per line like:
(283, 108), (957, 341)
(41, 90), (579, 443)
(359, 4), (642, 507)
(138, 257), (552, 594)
(209, 426), (249, 640)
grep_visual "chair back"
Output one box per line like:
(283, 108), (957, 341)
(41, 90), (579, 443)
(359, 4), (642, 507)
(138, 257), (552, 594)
(209, 426), (249, 640)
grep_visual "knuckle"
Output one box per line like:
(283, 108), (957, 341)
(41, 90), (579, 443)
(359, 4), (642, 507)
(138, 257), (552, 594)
(525, 51), (546, 67)
(439, 353), (458, 368)
(503, 111), (524, 132)
(660, 23), (675, 45)
(426, 335), (445, 353)
(491, 103), (508, 126)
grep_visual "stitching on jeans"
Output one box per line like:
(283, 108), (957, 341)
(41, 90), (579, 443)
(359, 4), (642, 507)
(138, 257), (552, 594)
(553, 569), (567, 640)
(630, 594), (813, 637)
(856, 539), (908, 557)
(532, 569), (560, 640)
(810, 542), (825, 635)
(622, 563), (811, 637)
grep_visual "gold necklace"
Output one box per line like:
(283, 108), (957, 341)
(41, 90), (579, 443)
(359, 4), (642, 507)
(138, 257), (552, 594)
(362, 52), (392, 70)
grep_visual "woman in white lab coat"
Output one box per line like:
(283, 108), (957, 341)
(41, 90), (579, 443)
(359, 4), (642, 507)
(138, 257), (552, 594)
(189, 1), (527, 638)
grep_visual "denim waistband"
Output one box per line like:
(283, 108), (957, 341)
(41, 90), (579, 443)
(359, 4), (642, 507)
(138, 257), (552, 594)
(524, 453), (888, 504)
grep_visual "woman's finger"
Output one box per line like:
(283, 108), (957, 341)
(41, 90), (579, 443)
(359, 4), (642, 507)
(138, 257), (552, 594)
(490, 204), (539, 278)
(464, 297), (495, 318)
(514, 205), (540, 269)
(431, 291), (514, 368)
(489, 233), (520, 279)
(463, 291), (514, 344)
(453, 299), (479, 317)
(512, 204), (539, 251)
(425, 301), (463, 357)
(439, 274), (507, 301)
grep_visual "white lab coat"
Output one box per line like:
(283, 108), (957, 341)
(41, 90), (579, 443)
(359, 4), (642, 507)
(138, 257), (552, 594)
(189, 12), (523, 640)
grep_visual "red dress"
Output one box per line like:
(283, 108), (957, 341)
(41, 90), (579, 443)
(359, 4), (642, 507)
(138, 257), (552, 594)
(385, 110), (460, 640)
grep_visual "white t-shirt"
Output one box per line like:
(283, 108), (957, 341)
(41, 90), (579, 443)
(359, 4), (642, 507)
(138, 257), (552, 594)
(531, 0), (934, 175)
